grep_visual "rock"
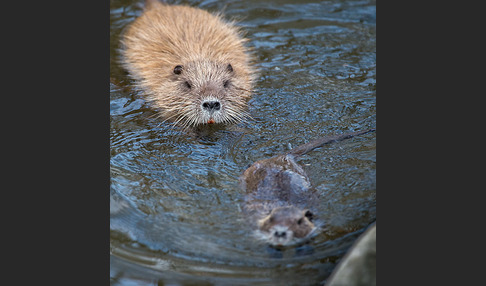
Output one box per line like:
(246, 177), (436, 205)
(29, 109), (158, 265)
(326, 223), (376, 286)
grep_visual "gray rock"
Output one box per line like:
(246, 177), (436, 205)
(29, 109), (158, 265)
(326, 223), (376, 286)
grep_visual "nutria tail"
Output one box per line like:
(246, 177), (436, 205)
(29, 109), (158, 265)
(288, 129), (376, 157)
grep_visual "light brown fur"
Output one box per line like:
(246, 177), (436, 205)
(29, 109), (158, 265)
(120, 1), (255, 128)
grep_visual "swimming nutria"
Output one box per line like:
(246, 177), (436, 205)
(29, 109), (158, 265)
(120, 0), (255, 128)
(240, 129), (375, 247)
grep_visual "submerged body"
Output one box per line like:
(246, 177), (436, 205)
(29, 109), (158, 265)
(240, 129), (375, 247)
(120, 0), (255, 128)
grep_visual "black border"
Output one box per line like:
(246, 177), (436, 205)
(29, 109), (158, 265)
(4, 0), (110, 284)
(379, 1), (483, 285)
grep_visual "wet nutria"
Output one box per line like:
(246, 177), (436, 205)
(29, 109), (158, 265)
(120, 0), (255, 128)
(240, 129), (375, 247)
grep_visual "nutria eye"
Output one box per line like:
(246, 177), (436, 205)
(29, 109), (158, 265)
(226, 63), (233, 73)
(173, 65), (183, 74)
(184, 81), (192, 89)
(297, 218), (303, 225)
(223, 80), (230, 88)
(304, 210), (314, 221)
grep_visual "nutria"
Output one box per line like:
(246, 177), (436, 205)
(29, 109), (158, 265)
(240, 129), (375, 247)
(120, 0), (255, 128)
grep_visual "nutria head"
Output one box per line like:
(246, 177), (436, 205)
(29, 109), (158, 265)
(120, 3), (255, 129)
(257, 206), (316, 246)
(155, 59), (251, 128)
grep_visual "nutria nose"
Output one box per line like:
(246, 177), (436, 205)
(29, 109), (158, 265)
(202, 100), (221, 111)
(274, 231), (287, 238)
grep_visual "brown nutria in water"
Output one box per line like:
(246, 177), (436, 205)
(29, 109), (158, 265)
(240, 129), (375, 247)
(120, 0), (255, 128)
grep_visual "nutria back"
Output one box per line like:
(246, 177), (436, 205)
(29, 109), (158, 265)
(120, 1), (255, 128)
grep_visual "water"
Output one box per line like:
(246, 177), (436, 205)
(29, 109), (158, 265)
(110, 0), (376, 284)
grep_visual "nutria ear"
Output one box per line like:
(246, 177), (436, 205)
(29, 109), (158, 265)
(304, 210), (314, 221)
(173, 65), (183, 74)
(226, 63), (233, 73)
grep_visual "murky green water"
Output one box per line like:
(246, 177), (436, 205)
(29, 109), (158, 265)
(110, 0), (376, 285)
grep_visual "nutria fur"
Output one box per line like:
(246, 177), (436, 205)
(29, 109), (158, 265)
(240, 129), (375, 247)
(120, 0), (255, 128)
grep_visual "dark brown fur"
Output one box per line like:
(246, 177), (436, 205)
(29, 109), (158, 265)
(240, 129), (375, 246)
